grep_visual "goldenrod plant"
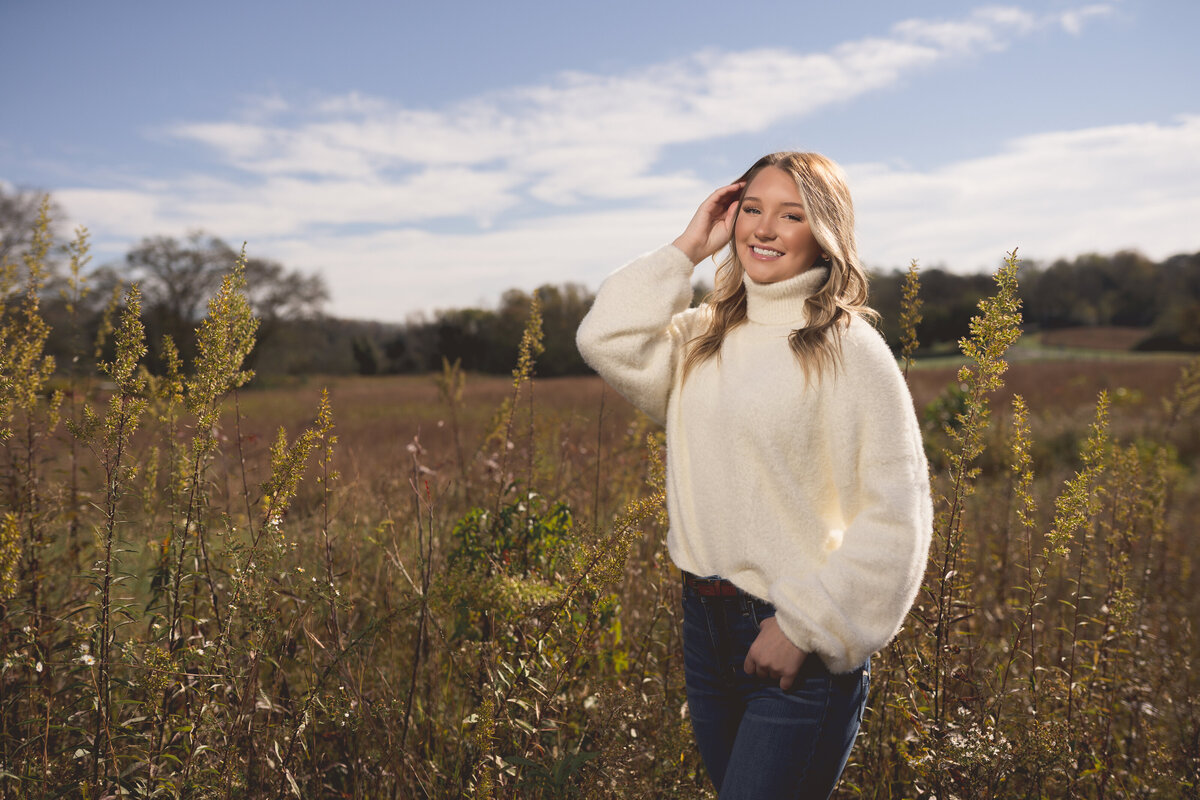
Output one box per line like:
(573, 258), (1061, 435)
(0, 206), (1198, 798)
(899, 259), (922, 377)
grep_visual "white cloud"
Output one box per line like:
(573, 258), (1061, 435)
(54, 187), (166, 240)
(60, 7), (1053, 248)
(65, 112), (1199, 322)
(47, 2), (1180, 321)
(58, 167), (525, 242)
(851, 115), (1200, 273)
(1059, 4), (1117, 35)
(266, 204), (698, 321)
(164, 5), (1047, 218)
(235, 116), (1199, 321)
(972, 6), (1038, 29)
(891, 12), (1028, 52)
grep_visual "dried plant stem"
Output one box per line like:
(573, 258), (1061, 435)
(899, 258), (922, 378)
(592, 383), (606, 529)
(400, 460), (435, 751)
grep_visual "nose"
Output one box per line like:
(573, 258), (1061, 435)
(753, 215), (776, 241)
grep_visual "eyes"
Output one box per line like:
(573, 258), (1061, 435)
(741, 205), (805, 223)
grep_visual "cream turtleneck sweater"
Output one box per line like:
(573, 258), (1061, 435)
(576, 244), (932, 673)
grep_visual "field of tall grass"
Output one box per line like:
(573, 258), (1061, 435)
(3, 211), (1200, 799)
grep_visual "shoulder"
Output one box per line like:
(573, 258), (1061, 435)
(839, 315), (901, 375)
(826, 316), (924, 457)
(826, 315), (915, 419)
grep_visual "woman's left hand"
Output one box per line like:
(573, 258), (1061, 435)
(744, 617), (807, 690)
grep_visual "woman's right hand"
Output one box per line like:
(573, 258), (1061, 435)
(671, 181), (745, 265)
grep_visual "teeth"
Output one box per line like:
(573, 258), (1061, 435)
(752, 246), (783, 257)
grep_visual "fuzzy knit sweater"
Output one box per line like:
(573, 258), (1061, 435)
(576, 244), (933, 673)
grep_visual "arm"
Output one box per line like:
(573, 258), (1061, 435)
(575, 182), (745, 423)
(575, 245), (698, 423)
(768, 327), (934, 674)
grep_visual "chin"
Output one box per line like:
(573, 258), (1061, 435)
(745, 265), (800, 284)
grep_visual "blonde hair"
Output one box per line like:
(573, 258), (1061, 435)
(682, 151), (878, 383)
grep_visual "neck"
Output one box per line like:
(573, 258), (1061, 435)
(742, 267), (829, 326)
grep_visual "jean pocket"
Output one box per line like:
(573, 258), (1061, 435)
(745, 598), (775, 632)
(857, 668), (870, 723)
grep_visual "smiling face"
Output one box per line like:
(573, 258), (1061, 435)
(734, 166), (826, 284)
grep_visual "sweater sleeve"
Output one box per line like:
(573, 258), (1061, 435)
(575, 244), (703, 425)
(768, 323), (933, 674)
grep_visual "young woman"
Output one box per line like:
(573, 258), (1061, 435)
(576, 152), (932, 799)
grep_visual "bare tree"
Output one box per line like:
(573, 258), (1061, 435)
(125, 232), (232, 325)
(121, 231), (328, 369)
(243, 256), (329, 323)
(0, 185), (62, 266)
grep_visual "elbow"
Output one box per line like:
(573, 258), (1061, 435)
(574, 316), (604, 371)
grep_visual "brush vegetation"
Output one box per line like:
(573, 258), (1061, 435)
(2, 205), (1200, 799)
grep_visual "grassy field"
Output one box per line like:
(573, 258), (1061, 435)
(230, 345), (1194, 491)
(1036, 326), (1153, 352)
(3, 245), (1200, 798)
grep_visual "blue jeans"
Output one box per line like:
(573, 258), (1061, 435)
(682, 580), (868, 799)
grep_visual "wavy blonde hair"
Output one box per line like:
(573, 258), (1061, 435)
(682, 151), (878, 383)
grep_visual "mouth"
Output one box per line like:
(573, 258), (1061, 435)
(749, 245), (784, 258)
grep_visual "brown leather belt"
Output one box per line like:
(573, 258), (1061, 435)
(683, 571), (741, 597)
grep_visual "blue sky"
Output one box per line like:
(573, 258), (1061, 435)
(2, 0), (1197, 321)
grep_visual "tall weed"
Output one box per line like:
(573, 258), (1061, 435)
(0, 208), (1197, 799)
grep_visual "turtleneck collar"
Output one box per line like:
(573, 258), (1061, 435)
(742, 267), (829, 326)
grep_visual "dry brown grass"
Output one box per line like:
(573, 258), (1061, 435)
(907, 357), (1189, 411)
(1037, 326), (1151, 351)
(236, 356), (1190, 458)
(4, 319), (1199, 798)
(9, 212), (1200, 798)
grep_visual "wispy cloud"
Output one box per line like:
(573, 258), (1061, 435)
(136, 114), (1190, 322)
(246, 115), (1199, 321)
(51, 2), (1152, 320)
(157, 5), (1063, 224)
(851, 114), (1200, 272)
(1059, 4), (1117, 35)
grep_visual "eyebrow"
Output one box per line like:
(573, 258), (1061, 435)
(742, 196), (805, 209)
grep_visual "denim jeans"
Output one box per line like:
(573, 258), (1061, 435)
(682, 579), (869, 799)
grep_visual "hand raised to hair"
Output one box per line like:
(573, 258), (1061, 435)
(744, 616), (807, 691)
(671, 182), (745, 265)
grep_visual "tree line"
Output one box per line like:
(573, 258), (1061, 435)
(872, 250), (1200, 353)
(370, 249), (1200, 377)
(314, 250), (1200, 376)
(5, 185), (1198, 381)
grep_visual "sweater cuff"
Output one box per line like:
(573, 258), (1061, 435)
(658, 243), (699, 277)
(771, 612), (819, 662)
